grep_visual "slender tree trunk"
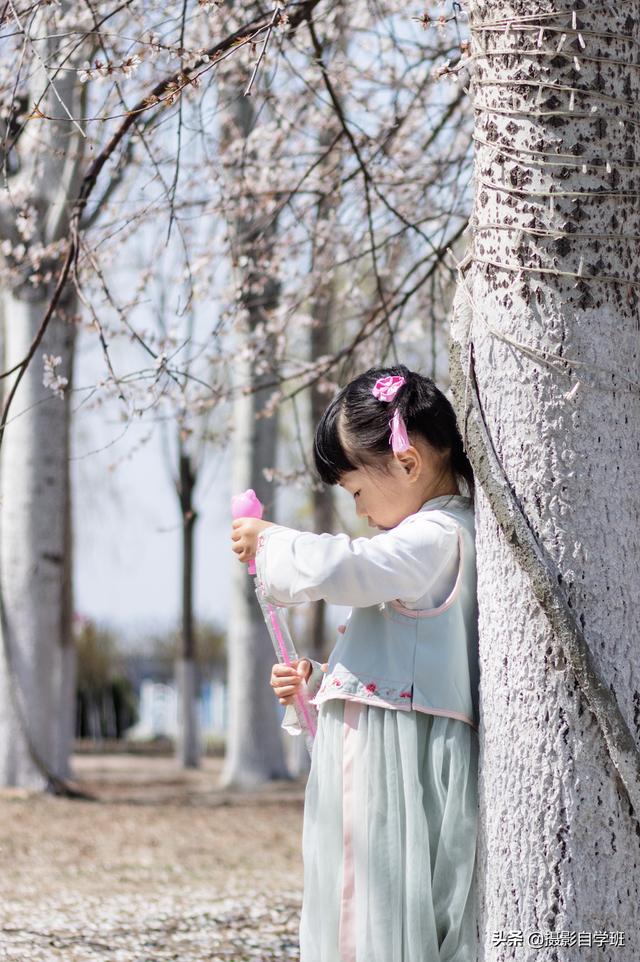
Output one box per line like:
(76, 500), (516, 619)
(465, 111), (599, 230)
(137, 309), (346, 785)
(288, 114), (342, 778)
(175, 448), (201, 767)
(0, 289), (76, 788)
(224, 358), (290, 787)
(449, 1), (640, 955)
(220, 79), (289, 787)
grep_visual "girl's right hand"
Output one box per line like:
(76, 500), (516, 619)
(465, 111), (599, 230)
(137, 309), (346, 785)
(270, 659), (328, 704)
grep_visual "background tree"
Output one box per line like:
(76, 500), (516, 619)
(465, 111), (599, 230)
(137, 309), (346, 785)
(0, 2), (87, 789)
(0, 1), (310, 791)
(219, 49), (291, 786)
(155, 280), (207, 771)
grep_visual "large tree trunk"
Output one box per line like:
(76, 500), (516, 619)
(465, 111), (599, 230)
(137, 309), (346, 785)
(0, 5), (85, 789)
(449, 0), (640, 955)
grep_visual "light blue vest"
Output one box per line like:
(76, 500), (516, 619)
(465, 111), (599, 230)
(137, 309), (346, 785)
(309, 501), (479, 730)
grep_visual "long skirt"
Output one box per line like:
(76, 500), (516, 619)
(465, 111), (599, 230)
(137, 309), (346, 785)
(299, 698), (479, 962)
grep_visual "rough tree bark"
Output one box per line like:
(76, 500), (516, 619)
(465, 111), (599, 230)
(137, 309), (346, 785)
(449, 0), (640, 957)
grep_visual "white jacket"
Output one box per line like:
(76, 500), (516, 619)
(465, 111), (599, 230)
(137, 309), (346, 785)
(255, 494), (479, 732)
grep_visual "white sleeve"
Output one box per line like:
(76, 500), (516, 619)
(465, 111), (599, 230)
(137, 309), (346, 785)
(254, 515), (460, 609)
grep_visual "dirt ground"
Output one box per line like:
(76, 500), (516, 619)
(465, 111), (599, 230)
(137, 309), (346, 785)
(0, 749), (308, 961)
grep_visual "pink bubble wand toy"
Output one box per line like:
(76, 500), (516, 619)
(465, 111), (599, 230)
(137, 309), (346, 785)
(231, 488), (317, 756)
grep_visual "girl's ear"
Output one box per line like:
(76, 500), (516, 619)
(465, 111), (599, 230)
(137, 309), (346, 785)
(396, 446), (421, 478)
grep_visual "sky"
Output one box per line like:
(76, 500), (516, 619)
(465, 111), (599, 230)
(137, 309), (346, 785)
(72, 324), (234, 646)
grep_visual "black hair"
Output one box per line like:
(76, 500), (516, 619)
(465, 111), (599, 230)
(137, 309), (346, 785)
(312, 364), (475, 504)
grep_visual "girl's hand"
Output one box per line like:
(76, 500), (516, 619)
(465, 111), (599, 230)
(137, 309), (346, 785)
(270, 659), (329, 705)
(230, 518), (277, 564)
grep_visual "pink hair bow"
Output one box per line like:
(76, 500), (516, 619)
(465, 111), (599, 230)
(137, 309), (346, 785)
(371, 375), (410, 453)
(371, 375), (405, 401)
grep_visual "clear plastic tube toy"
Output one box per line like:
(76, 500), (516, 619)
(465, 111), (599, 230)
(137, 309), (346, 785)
(231, 488), (317, 756)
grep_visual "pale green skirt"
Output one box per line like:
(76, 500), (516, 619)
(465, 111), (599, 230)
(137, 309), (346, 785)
(299, 698), (479, 962)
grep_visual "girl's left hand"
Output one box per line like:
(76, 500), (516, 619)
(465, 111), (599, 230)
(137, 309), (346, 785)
(231, 517), (277, 564)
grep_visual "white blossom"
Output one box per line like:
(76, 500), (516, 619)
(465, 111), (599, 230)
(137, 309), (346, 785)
(42, 354), (68, 399)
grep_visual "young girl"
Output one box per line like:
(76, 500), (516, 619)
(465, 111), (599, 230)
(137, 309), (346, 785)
(230, 365), (479, 962)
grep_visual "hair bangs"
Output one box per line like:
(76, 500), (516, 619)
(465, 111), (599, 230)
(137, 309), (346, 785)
(313, 395), (358, 485)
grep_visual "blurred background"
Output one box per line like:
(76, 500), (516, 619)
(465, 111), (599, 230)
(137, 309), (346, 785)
(0, 1), (474, 957)
(0, 0), (471, 786)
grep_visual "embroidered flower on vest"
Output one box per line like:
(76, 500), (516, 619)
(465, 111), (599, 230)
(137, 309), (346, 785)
(314, 667), (414, 709)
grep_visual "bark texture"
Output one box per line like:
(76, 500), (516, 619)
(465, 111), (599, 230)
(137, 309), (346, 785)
(449, 0), (640, 956)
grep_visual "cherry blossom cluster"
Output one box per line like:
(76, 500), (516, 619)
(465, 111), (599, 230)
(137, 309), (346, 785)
(0, 0), (473, 476)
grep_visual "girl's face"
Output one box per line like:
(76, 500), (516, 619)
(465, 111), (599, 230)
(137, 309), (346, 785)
(338, 438), (458, 531)
(338, 467), (400, 530)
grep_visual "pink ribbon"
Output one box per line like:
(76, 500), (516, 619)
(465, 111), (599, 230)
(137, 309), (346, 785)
(372, 376), (410, 452)
(371, 374), (405, 401)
